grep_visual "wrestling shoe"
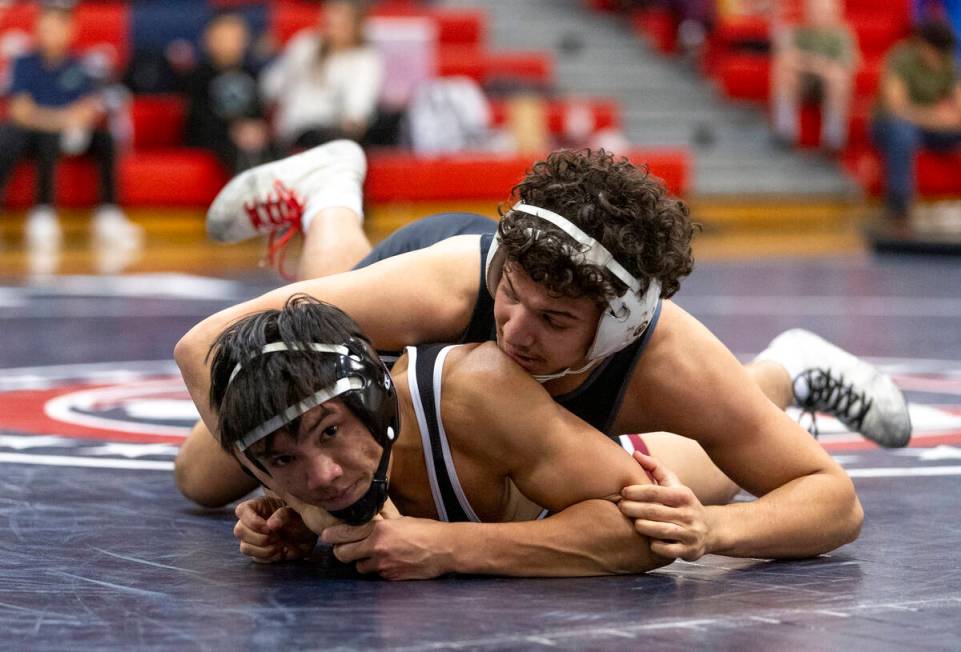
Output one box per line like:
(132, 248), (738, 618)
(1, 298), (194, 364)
(205, 139), (367, 245)
(759, 329), (912, 448)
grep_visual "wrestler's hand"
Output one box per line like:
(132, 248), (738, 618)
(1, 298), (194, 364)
(233, 495), (318, 563)
(232, 459), (342, 536)
(322, 516), (452, 581)
(618, 451), (714, 561)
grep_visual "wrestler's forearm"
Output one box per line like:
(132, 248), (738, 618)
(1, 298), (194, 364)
(446, 500), (669, 577)
(174, 284), (311, 427)
(706, 470), (862, 559)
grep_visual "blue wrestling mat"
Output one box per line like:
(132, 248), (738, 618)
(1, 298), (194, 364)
(2, 257), (961, 651)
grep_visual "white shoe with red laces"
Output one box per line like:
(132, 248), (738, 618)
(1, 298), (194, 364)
(206, 139), (367, 250)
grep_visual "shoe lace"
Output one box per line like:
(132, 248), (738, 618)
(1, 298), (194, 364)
(263, 227), (299, 281)
(795, 368), (873, 437)
(243, 180), (304, 280)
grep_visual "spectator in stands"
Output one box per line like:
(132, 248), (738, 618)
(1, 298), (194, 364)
(870, 20), (961, 221)
(770, 0), (860, 154)
(181, 13), (273, 174)
(260, 0), (384, 151)
(0, 0), (140, 250)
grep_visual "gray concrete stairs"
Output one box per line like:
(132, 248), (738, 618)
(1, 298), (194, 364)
(438, 0), (862, 198)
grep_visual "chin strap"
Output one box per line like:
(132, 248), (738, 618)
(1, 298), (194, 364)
(531, 357), (602, 384)
(328, 432), (394, 524)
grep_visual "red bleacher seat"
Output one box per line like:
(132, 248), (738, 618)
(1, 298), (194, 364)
(716, 53), (770, 100)
(364, 149), (689, 202)
(437, 48), (553, 86)
(2, 149), (228, 209)
(4, 145), (687, 209)
(844, 148), (961, 197)
(631, 7), (678, 55)
(119, 150), (228, 206)
(130, 95), (186, 150)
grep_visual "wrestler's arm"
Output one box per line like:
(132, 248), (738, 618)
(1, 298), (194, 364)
(630, 306), (863, 559)
(435, 343), (669, 577)
(174, 236), (481, 432)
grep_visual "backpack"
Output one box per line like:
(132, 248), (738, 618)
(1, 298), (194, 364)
(405, 76), (492, 154)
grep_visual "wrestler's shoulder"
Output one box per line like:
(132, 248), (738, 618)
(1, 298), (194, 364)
(442, 341), (516, 381)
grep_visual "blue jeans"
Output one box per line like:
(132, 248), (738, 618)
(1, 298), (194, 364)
(870, 114), (961, 214)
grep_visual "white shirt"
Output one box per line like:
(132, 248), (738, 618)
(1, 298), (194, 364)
(261, 31), (385, 142)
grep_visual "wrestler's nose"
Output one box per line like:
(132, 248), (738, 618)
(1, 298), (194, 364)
(502, 305), (536, 348)
(304, 453), (343, 493)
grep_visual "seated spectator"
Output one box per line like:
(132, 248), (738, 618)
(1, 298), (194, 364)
(770, 0), (860, 154)
(0, 0), (140, 250)
(260, 0), (385, 151)
(181, 13), (274, 174)
(870, 20), (961, 221)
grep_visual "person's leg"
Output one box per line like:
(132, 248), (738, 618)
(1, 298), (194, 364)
(638, 327), (912, 506)
(870, 114), (921, 217)
(771, 52), (801, 144)
(206, 140), (369, 280)
(26, 131), (64, 252)
(641, 432), (740, 505)
(746, 359), (794, 410)
(0, 123), (32, 194)
(630, 361), (802, 508)
(34, 130), (62, 207)
(86, 129), (143, 251)
(819, 64), (852, 152)
(297, 206), (372, 279)
(753, 329), (912, 448)
(87, 129), (117, 205)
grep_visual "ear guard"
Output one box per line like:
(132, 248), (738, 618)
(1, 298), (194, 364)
(485, 202), (661, 366)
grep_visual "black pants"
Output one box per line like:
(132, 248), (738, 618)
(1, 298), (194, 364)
(0, 123), (117, 205)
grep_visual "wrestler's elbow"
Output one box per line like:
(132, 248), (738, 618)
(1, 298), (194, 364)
(174, 326), (202, 379)
(822, 472), (863, 551)
(174, 448), (222, 508)
(841, 489), (865, 546)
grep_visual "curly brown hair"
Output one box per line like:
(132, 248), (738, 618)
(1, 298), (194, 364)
(497, 148), (697, 302)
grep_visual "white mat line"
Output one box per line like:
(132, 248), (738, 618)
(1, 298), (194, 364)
(0, 453), (174, 471)
(847, 465), (961, 478)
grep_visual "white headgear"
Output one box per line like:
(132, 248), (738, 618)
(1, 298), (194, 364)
(485, 202), (661, 381)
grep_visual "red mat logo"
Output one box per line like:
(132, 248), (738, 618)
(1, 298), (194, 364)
(0, 360), (960, 451)
(0, 362), (195, 444)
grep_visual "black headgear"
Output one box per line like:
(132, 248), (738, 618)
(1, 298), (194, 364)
(229, 338), (399, 525)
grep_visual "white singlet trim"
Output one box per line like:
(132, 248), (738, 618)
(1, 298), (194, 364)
(431, 345), (482, 523)
(406, 346), (449, 522)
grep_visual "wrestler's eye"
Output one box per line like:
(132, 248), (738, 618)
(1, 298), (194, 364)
(321, 425), (339, 440)
(269, 454), (294, 468)
(542, 314), (563, 329)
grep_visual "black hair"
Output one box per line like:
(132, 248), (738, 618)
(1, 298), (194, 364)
(916, 19), (957, 54)
(208, 294), (370, 455)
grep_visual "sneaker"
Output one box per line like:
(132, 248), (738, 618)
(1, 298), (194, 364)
(760, 329), (912, 448)
(92, 204), (144, 250)
(205, 139), (367, 245)
(25, 205), (62, 250)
